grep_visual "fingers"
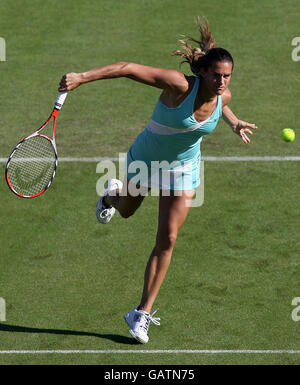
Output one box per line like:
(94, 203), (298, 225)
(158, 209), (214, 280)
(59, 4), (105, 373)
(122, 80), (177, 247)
(246, 123), (258, 130)
(58, 74), (67, 92)
(240, 128), (253, 144)
(239, 121), (258, 130)
(58, 72), (80, 92)
(241, 131), (250, 144)
(237, 121), (258, 144)
(244, 128), (253, 135)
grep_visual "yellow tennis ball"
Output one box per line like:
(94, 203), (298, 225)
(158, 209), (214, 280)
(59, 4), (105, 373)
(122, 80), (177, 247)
(281, 128), (295, 142)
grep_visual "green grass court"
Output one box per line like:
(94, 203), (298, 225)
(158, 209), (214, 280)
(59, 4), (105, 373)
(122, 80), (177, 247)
(1, 0), (300, 365)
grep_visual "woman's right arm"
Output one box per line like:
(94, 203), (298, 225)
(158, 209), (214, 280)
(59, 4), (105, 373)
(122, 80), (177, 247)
(58, 62), (188, 94)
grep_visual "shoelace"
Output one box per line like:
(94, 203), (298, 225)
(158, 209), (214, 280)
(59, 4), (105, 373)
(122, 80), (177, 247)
(100, 208), (112, 218)
(141, 309), (160, 332)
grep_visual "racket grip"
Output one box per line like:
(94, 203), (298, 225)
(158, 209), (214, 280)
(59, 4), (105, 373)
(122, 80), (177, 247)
(54, 92), (68, 110)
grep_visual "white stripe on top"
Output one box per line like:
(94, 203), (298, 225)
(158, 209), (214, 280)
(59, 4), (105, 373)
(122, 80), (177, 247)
(146, 118), (209, 135)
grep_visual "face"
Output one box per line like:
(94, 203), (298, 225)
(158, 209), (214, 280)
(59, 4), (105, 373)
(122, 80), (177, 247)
(200, 61), (233, 95)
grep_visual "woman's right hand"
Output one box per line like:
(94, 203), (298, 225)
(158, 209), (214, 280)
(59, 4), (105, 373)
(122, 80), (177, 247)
(58, 72), (83, 92)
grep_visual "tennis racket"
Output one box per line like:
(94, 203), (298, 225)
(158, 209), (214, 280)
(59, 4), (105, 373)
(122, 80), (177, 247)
(5, 92), (68, 198)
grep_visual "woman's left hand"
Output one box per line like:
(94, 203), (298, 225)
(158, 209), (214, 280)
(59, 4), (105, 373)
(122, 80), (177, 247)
(233, 121), (258, 144)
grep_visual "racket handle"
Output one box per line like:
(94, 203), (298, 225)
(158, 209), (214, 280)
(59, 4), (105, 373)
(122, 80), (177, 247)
(54, 92), (68, 110)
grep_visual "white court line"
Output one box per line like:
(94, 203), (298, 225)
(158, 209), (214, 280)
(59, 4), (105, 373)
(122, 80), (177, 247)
(203, 156), (300, 161)
(1, 156), (300, 163)
(1, 349), (300, 354)
(0, 154), (298, 357)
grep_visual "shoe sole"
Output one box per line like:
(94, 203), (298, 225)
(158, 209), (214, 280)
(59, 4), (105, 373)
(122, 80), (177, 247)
(96, 179), (122, 224)
(95, 197), (115, 224)
(129, 329), (148, 344)
(124, 315), (148, 344)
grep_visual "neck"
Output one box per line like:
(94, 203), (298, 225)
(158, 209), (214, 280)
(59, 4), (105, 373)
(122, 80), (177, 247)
(198, 78), (217, 103)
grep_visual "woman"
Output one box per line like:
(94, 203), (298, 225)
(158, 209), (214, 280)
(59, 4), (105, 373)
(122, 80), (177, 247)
(59, 18), (257, 344)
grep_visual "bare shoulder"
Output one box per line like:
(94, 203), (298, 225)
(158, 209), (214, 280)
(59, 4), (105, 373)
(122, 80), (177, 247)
(222, 88), (232, 107)
(160, 75), (196, 107)
(170, 71), (191, 92)
(124, 62), (189, 92)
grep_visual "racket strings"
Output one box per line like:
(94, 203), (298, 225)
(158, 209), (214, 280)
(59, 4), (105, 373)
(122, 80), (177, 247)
(7, 136), (56, 197)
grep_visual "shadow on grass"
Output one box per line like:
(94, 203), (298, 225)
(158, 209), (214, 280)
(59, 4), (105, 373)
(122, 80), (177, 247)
(0, 323), (138, 345)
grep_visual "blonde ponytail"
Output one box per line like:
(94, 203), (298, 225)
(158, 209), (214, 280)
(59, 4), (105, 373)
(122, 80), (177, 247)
(172, 17), (217, 75)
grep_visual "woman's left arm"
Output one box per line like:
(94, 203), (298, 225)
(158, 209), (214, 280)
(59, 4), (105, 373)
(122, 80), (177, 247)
(222, 89), (258, 144)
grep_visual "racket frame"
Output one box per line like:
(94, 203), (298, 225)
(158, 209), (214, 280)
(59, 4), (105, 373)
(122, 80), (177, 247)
(5, 92), (67, 198)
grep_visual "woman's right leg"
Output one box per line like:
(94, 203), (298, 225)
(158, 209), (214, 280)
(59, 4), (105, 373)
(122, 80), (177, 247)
(105, 177), (148, 218)
(138, 189), (195, 314)
(124, 188), (195, 344)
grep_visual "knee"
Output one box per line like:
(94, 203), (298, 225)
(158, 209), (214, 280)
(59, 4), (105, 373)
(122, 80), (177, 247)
(118, 207), (136, 219)
(116, 194), (144, 219)
(156, 231), (178, 252)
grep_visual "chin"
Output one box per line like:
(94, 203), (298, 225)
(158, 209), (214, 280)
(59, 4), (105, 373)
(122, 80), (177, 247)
(215, 88), (225, 95)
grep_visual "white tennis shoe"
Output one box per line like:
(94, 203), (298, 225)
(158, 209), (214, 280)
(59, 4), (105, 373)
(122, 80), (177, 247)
(124, 307), (160, 344)
(96, 179), (123, 224)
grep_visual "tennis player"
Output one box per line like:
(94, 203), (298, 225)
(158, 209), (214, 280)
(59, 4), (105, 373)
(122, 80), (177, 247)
(59, 18), (257, 344)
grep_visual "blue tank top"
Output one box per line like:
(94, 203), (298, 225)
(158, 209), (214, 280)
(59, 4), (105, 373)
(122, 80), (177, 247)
(129, 76), (222, 165)
(151, 76), (218, 129)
